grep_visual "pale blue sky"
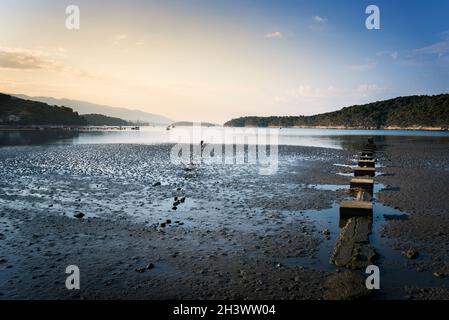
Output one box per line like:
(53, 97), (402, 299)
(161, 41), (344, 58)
(0, 0), (448, 122)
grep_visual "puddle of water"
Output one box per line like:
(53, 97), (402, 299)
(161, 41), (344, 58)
(336, 172), (353, 177)
(283, 193), (449, 299)
(336, 171), (385, 177)
(300, 184), (347, 191)
(333, 163), (355, 168)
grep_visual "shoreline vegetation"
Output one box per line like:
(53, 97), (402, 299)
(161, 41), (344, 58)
(2, 92), (449, 131)
(224, 94), (449, 130)
(0, 93), (146, 128)
(239, 125), (448, 131)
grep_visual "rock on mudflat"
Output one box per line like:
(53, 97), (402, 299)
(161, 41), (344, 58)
(153, 182), (161, 187)
(402, 249), (419, 260)
(74, 212), (85, 219)
(147, 263), (155, 270)
(324, 271), (372, 300)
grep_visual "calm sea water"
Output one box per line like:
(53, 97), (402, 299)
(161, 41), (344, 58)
(1, 126), (449, 149)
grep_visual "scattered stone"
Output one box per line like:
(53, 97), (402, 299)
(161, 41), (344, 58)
(324, 271), (372, 300)
(180, 197), (186, 203)
(323, 229), (331, 236)
(166, 219), (172, 224)
(433, 272), (445, 278)
(160, 222), (166, 228)
(153, 182), (161, 187)
(172, 206), (177, 210)
(74, 212), (85, 219)
(146, 263), (155, 270)
(402, 249), (419, 260)
(135, 268), (145, 273)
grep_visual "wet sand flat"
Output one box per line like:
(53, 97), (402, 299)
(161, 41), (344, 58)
(0, 138), (449, 299)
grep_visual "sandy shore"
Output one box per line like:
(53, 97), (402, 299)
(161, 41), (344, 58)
(1, 139), (449, 299)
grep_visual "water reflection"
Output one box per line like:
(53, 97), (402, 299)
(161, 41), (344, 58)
(1, 126), (449, 149)
(0, 130), (80, 146)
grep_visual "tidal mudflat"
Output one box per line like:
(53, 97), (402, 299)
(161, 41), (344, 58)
(1, 133), (449, 299)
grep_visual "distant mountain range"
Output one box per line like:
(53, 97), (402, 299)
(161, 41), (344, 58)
(169, 121), (219, 127)
(225, 94), (449, 130)
(13, 94), (173, 125)
(0, 93), (147, 126)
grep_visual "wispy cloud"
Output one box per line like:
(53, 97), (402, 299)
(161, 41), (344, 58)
(354, 84), (385, 97)
(308, 15), (328, 31)
(274, 83), (386, 104)
(313, 16), (327, 24)
(265, 31), (283, 39)
(274, 84), (340, 103)
(0, 47), (58, 70)
(0, 46), (93, 78)
(404, 30), (449, 66)
(378, 50), (399, 60)
(112, 34), (128, 45)
(347, 60), (376, 71)
(0, 79), (19, 91)
(413, 32), (449, 56)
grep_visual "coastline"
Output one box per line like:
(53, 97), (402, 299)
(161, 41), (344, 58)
(224, 125), (449, 132)
(0, 125), (142, 131)
(1, 124), (448, 132)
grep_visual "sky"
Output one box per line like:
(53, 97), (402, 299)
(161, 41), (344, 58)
(1, 0), (449, 123)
